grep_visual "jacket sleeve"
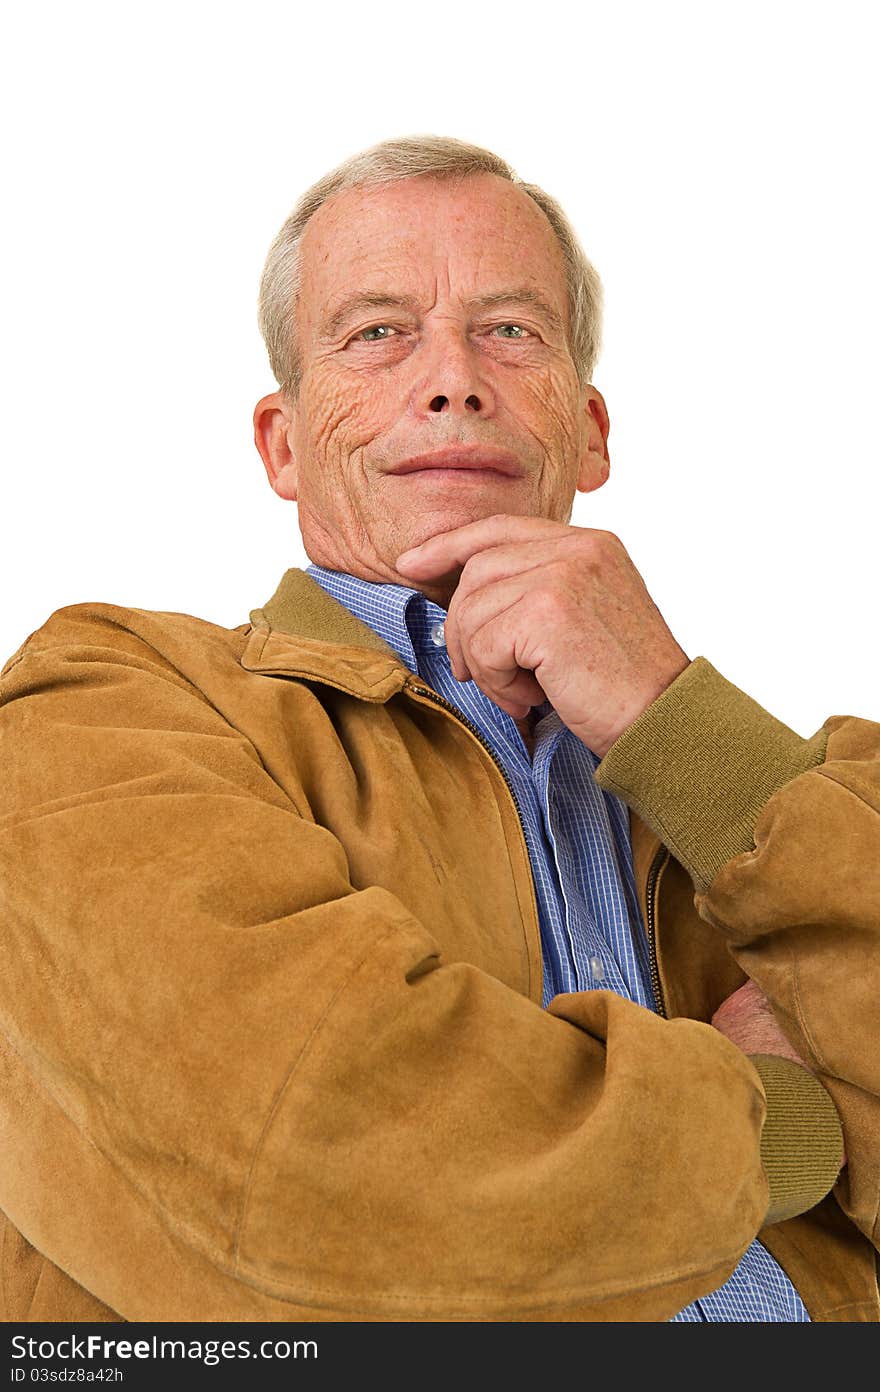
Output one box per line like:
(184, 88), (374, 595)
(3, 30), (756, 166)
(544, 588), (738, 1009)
(594, 655), (880, 1260)
(0, 612), (842, 1322)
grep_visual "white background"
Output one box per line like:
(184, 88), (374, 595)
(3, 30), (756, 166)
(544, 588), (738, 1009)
(2, 0), (877, 734)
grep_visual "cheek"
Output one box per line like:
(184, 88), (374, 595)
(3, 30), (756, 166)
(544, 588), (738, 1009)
(302, 369), (385, 460)
(518, 368), (582, 449)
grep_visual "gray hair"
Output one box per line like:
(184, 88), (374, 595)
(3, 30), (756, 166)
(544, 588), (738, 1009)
(257, 134), (603, 403)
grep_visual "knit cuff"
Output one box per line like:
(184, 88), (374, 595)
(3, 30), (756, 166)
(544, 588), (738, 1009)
(749, 1056), (844, 1224)
(593, 658), (828, 894)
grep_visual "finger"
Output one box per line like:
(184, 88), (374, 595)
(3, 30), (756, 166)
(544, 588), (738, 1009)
(396, 513), (569, 578)
(452, 536), (574, 600)
(445, 572), (524, 682)
(452, 591), (547, 714)
(447, 572), (546, 684)
(476, 651), (546, 718)
(444, 543), (575, 681)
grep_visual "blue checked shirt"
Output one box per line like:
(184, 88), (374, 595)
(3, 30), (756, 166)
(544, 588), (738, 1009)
(306, 562), (810, 1323)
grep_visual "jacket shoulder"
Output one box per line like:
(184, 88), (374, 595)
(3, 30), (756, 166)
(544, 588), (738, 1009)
(1, 599), (252, 681)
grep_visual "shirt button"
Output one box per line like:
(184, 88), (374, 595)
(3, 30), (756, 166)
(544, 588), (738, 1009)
(430, 621), (446, 648)
(590, 955), (605, 983)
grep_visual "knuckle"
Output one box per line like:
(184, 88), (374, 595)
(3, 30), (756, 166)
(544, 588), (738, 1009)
(460, 550), (494, 586)
(582, 528), (619, 555)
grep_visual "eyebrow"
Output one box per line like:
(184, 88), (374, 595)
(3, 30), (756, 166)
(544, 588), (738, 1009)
(318, 286), (565, 340)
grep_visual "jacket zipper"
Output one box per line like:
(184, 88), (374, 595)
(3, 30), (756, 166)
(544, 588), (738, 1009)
(645, 845), (670, 1018)
(402, 678), (541, 927)
(403, 677), (531, 833)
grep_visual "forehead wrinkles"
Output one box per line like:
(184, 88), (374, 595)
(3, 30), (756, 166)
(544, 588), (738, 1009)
(299, 177), (567, 322)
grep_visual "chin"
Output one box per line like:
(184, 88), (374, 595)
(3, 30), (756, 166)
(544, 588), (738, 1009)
(412, 496), (523, 530)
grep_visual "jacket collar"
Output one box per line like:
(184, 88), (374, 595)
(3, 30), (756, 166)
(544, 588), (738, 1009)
(242, 566), (412, 701)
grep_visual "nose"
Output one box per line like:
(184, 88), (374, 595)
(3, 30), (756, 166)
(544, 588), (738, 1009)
(415, 323), (494, 417)
(429, 391), (480, 413)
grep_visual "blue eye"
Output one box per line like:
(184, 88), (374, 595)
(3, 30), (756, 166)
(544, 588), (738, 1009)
(350, 321), (533, 346)
(357, 325), (397, 342)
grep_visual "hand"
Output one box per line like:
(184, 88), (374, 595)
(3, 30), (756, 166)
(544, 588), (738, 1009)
(712, 979), (846, 1168)
(712, 979), (810, 1068)
(396, 514), (691, 759)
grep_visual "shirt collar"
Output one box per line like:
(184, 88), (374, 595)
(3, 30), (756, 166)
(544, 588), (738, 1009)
(305, 564), (450, 675)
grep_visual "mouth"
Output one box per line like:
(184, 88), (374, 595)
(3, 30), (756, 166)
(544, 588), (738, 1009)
(392, 467), (516, 481)
(388, 445), (525, 478)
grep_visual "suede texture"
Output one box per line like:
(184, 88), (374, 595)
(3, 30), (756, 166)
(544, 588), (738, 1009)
(0, 567), (876, 1322)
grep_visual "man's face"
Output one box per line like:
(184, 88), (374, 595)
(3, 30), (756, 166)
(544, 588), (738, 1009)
(254, 172), (610, 607)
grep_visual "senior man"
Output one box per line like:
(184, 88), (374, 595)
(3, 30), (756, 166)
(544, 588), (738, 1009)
(1, 134), (878, 1324)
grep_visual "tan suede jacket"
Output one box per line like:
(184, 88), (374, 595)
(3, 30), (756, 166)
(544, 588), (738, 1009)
(0, 566), (877, 1322)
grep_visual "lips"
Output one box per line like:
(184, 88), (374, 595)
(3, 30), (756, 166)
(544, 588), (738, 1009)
(389, 445), (524, 477)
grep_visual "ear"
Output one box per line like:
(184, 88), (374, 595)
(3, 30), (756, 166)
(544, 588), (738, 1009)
(253, 391), (299, 501)
(576, 386), (611, 494)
